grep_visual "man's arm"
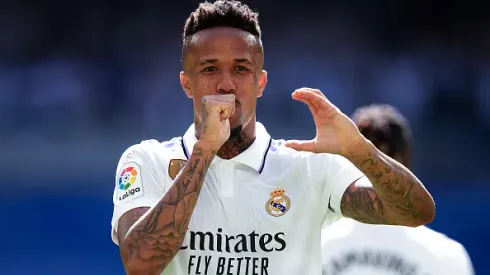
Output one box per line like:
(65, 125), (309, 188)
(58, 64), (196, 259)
(340, 141), (435, 227)
(117, 207), (150, 245)
(118, 143), (216, 275)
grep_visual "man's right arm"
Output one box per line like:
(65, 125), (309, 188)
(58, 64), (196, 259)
(118, 142), (216, 275)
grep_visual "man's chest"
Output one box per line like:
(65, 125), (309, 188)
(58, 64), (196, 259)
(174, 176), (322, 275)
(187, 164), (324, 231)
(157, 159), (325, 275)
(157, 157), (325, 229)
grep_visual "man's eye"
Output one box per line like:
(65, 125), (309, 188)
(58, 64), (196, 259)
(202, 66), (217, 72)
(235, 66), (250, 72)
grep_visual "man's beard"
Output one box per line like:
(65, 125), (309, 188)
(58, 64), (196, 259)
(228, 125), (244, 143)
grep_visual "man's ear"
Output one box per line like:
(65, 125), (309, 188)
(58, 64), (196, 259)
(257, 70), (267, 98)
(180, 71), (192, 98)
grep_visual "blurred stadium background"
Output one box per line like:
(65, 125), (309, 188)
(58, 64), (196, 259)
(1, 0), (489, 274)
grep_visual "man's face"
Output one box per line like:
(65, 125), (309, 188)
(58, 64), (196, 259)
(180, 27), (267, 129)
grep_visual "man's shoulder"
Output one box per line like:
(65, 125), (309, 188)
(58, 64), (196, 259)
(407, 225), (452, 243)
(128, 137), (184, 154)
(408, 226), (468, 255)
(410, 226), (472, 268)
(118, 137), (186, 167)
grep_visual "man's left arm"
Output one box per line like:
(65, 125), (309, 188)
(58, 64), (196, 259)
(340, 140), (435, 227)
(284, 87), (435, 227)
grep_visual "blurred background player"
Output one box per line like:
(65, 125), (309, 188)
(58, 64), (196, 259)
(321, 104), (475, 275)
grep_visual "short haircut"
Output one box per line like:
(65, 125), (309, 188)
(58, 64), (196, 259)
(181, 1), (263, 65)
(351, 104), (413, 165)
(183, 0), (262, 40)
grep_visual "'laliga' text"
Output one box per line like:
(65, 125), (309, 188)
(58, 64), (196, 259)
(118, 187), (141, 201)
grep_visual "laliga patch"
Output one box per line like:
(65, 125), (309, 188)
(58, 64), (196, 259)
(116, 163), (143, 203)
(168, 159), (187, 180)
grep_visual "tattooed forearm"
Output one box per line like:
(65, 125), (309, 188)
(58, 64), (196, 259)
(119, 143), (216, 274)
(341, 141), (435, 226)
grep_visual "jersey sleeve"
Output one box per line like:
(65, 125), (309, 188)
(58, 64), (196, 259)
(321, 154), (364, 226)
(110, 143), (167, 245)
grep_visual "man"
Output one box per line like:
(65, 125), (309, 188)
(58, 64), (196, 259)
(321, 104), (474, 275)
(110, 1), (435, 274)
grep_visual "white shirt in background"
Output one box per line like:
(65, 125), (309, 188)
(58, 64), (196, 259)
(321, 218), (474, 275)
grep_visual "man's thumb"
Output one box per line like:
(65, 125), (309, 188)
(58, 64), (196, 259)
(284, 140), (316, 152)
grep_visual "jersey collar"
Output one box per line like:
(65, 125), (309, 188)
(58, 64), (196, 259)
(181, 122), (272, 173)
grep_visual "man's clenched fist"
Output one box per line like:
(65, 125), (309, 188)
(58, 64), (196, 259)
(198, 94), (236, 151)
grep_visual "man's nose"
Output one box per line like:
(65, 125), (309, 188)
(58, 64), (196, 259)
(217, 78), (236, 94)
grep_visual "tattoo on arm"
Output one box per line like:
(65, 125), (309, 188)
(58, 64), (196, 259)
(117, 207), (150, 245)
(119, 145), (216, 273)
(341, 143), (434, 226)
(341, 178), (390, 224)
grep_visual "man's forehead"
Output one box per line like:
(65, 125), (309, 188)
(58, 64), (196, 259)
(186, 27), (260, 59)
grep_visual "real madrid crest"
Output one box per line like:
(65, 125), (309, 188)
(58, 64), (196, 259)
(265, 188), (291, 217)
(168, 159), (187, 180)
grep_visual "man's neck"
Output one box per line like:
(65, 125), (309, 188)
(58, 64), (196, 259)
(195, 121), (256, 160)
(217, 125), (256, 159)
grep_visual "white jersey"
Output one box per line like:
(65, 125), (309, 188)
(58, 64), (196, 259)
(321, 219), (474, 275)
(111, 122), (364, 275)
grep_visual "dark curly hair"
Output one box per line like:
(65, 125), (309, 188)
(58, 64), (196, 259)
(183, 0), (261, 40)
(352, 104), (413, 166)
(181, 1), (263, 66)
